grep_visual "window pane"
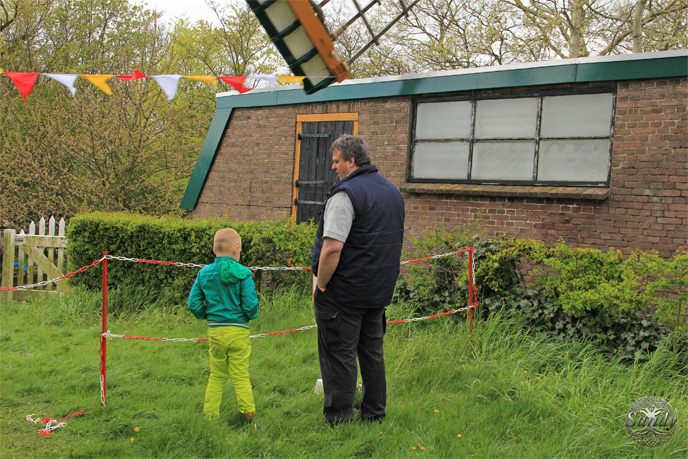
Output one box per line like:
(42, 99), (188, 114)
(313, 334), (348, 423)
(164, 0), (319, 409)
(412, 142), (469, 179)
(472, 141), (534, 180)
(475, 98), (537, 138)
(538, 139), (610, 182)
(415, 101), (472, 140)
(541, 93), (613, 138)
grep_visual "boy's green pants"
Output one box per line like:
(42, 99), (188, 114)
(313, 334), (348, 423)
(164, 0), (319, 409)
(204, 326), (255, 419)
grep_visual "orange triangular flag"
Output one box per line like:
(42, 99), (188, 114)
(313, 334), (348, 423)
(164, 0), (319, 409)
(278, 76), (305, 87)
(4, 72), (41, 102)
(218, 76), (251, 93)
(81, 74), (114, 95)
(185, 75), (217, 86)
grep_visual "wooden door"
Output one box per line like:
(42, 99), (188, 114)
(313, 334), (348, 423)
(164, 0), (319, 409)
(293, 114), (357, 224)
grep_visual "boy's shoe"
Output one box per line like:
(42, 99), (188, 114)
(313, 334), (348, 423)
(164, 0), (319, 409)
(240, 412), (256, 424)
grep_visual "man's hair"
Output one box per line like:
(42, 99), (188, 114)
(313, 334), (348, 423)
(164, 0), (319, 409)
(213, 228), (241, 256)
(330, 134), (371, 167)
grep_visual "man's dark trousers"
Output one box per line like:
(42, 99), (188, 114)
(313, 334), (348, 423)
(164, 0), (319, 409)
(314, 287), (386, 424)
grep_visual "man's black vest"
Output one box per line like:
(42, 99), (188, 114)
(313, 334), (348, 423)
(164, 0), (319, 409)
(312, 165), (405, 308)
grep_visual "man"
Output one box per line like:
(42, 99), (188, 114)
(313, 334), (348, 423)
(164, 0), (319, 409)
(312, 134), (405, 425)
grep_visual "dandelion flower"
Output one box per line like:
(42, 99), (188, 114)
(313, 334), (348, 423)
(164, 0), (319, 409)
(379, 432), (384, 435)
(433, 410), (439, 413)
(421, 447), (426, 451)
(457, 434), (462, 438)
(412, 447), (417, 450)
(134, 427), (140, 432)
(130, 437), (134, 443)
(523, 370), (528, 374)
(135, 321), (138, 324)
(536, 377), (541, 381)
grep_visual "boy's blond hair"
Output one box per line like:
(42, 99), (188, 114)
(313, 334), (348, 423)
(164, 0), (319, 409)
(213, 228), (241, 258)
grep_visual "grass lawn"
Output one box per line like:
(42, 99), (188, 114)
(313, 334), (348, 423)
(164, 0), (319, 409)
(1, 287), (686, 458)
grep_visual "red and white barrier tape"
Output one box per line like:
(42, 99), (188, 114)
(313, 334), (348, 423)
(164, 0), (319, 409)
(0, 256), (107, 291)
(26, 410), (86, 436)
(101, 305), (473, 344)
(2, 249), (470, 292)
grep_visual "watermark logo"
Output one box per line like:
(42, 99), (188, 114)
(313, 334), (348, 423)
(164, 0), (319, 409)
(626, 396), (677, 447)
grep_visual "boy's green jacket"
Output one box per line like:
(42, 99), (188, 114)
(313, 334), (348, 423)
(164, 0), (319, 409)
(188, 257), (259, 328)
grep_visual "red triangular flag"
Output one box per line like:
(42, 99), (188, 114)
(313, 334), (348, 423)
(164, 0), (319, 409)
(116, 70), (147, 81)
(4, 72), (41, 102)
(218, 76), (251, 93)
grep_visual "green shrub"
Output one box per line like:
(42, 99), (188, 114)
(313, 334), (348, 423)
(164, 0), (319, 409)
(538, 244), (688, 333)
(394, 223), (482, 316)
(398, 228), (686, 361)
(66, 212), (316, 303)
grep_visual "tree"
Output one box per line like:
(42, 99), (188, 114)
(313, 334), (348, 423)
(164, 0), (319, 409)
(503, 0), (688, 57)
(170, 1), (281, 82)
(0, 0), (18, 34)
(0, 0), (281, 229)
(338, 0), (687, 75)
(0, 0), (202, 226)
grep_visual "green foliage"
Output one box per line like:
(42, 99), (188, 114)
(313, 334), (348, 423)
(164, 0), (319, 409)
(66, 212), (316, 303)
(399, 229), (686, 361)
(0, 0), (282, 230)
(170, 2), (281, 78)
(394, 223), (482, 316)
(537, 244), (688, 333)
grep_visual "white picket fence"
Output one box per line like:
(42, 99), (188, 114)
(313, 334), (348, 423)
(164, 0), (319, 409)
(1, 216), (72, 301)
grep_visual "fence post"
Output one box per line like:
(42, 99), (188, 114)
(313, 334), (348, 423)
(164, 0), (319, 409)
(468, 245), (475, 335)
(100, 251), (108, 406)
(2, 229), (16, 302)
(57, 218), (67, 291)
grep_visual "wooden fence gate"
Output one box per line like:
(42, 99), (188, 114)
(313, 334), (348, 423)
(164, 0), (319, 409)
(1, 216), (72, 301)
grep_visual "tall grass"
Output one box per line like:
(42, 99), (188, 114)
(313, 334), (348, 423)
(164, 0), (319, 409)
(1, 287), (686, 458)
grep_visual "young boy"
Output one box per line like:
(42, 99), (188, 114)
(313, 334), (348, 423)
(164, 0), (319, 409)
(188, 228), (259, 422)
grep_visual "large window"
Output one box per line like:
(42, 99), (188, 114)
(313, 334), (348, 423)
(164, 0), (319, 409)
(409, 90), (615, 186)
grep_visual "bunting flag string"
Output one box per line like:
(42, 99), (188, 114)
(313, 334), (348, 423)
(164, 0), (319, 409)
(0, 68), (306, 102)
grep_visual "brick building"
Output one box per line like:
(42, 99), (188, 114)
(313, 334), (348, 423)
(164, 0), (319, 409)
(181, 51), (687, 258)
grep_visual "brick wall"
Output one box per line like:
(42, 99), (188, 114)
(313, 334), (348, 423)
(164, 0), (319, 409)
(192, 77), (687, 258)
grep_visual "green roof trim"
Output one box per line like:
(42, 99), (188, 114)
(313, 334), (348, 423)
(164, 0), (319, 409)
(181, 51), (687, 210)
(180, 107), (233, 209)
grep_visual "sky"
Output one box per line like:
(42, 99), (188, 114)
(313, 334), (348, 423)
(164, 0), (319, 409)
(134, 0), (222, 26)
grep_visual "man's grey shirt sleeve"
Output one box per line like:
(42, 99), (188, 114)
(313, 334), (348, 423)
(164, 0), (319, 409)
(323, 191), (354, 243)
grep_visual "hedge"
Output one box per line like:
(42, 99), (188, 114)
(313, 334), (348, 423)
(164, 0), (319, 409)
(66, 212), (316, 302)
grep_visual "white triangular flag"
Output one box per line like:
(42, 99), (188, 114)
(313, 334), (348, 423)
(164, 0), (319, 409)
(151, 75), (182, 100)
(43, 73), (78, 96)
(248, 74), (278, 90)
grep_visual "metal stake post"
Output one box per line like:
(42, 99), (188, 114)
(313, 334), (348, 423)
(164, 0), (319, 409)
(100, 252), (108, 406)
